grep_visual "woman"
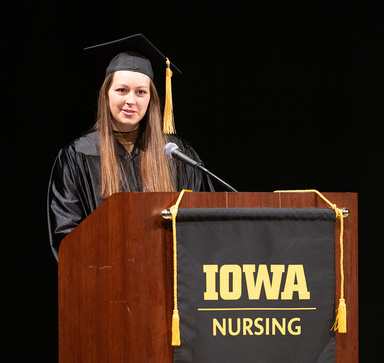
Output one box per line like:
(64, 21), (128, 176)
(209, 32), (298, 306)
(47, 34), (213, 261)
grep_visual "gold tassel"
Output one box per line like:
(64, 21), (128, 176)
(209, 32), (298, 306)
(163, 58), (176, 134)
(171, 309), (181, 346)
(169, 190), (192, 346)
(334, 298), (347, 333)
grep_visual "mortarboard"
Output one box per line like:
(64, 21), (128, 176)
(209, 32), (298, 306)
(84, 33), (180, 134)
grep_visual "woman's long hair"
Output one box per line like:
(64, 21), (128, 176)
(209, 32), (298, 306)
(93, 72), (175, 198)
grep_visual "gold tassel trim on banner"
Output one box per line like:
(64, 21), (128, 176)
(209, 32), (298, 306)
(170, 189), (192, 346)
(171, 309), (180, 346)
(273, 189), (347, 333)
(163, 58), (176, 134)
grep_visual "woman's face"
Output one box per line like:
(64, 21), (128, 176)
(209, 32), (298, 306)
(108, 70), (151, 132)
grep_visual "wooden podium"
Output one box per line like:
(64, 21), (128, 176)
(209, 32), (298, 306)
(58, 192), (358, 362)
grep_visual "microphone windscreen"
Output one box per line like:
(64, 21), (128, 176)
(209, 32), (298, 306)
(163, 142), (179, 158)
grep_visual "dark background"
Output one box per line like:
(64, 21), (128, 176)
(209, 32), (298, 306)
(2, 0), (383, 361)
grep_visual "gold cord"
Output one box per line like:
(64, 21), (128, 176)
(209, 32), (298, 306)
(274, 189), (347, 333)
(170, 189), (192, 345)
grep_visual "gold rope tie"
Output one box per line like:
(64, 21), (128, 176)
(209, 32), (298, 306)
(333, 205), (346, 333)
(274, 189), (347, 333)
(170, 189), (192, 346)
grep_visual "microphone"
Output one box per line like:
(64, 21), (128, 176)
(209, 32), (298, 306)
(163, 142), (203, 168)
(163, 142), (238, 192)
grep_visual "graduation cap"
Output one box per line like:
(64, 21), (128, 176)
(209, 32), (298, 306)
(84, 33), (180, 134)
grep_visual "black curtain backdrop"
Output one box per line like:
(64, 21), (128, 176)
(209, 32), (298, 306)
(2, 1), (382, 361)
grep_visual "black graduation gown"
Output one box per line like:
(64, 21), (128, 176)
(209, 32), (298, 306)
(47, 131), (213, 260)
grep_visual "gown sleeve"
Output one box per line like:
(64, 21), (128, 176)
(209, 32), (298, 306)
(47, 147), (86, 261)
(47, 133), (213, 262)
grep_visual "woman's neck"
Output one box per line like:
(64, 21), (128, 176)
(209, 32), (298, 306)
(113, 128), (140, 153)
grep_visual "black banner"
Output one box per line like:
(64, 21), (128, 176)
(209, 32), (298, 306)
(174, 208), (335, 363)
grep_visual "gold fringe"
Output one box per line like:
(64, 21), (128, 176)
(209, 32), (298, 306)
(171, 310), (181, 345)
(334, 298), (347, 333)
(274, 189), (347, 333)
(170, 189), (192, 346)
(163, 58), (176, 134)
